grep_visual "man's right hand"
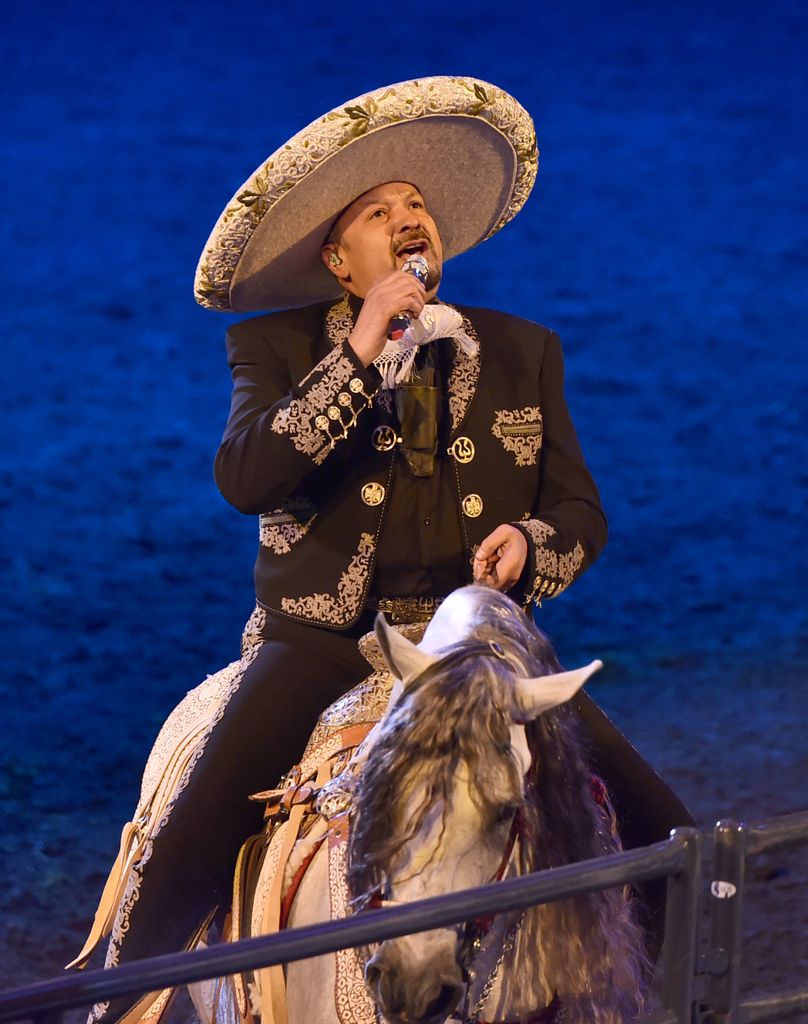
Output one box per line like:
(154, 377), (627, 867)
(348, 270), (427, 366)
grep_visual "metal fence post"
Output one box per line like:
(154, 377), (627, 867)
(660, 827), (702, 1024)
(707, 819), (747, 1022)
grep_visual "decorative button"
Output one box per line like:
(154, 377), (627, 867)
(361, 482), (386, 506)
(372, 425), (398, 452)
(315, 415), (329, 430)
(448, 436), (475, 464)
(327, 406), (341, 420)
(349, 378), (364, 393)
(337, 392), (352, 406)
(462, 493), (483, 518)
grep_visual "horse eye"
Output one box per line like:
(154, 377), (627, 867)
(494, 803), (518, 826)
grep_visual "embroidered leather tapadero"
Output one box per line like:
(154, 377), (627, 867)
(87, 640), (262, 1022)
(492, 406), (543, 466)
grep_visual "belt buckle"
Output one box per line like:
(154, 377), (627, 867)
(376, 597), (442, 624)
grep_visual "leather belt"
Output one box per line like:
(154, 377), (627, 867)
(366, 596), (444, 623)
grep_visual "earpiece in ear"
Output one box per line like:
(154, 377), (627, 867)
(329, 254), (342, 267)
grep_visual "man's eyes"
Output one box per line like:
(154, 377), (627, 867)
(367, 201), (425, 220)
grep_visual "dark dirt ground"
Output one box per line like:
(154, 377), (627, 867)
(1, 0), (806, 1018)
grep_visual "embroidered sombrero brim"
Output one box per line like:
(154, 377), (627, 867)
(194, 76), (538, 312)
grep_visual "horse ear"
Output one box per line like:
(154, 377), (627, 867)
(374, 614), (439, 686)
(514, 660), (603, 719)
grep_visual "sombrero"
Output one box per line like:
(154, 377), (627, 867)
(194, 76), (538, 313)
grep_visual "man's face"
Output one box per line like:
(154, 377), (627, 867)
(322, 182), (443, 298)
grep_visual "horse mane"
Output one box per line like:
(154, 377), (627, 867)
(348, 589), (648, 1023)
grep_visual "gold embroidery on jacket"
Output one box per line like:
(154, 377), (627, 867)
(271, 345), (355, 464)
(492, 406), (543, 466)
(521, 518), (556, 549)
(326, 292), (354, 347)
(447, 315), (481, 431)
(280, 532), (375, 625)
(259, 497), (317, 554)
(521, 519), (585, 601)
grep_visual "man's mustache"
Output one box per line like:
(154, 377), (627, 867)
(390, 229), (435, 259)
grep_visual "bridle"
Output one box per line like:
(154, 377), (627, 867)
(364, 631), (528, 931)
(365, 791), (529, 1022)
(360, 638), (552, 1023)
(458, 807), (524, 948)
(367, 805), (524, 920)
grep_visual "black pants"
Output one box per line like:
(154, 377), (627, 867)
(96, 611), (377, 1023)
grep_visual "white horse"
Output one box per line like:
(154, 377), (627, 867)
(197, 586), (648, 1024)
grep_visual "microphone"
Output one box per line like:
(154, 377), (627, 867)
(388, 254), (429, 341)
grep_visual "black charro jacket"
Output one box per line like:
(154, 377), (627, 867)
(214, 296), (608, 630)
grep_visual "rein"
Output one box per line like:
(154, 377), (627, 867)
(452, 809), (561, 1024)
(365, 803), (559, 1024)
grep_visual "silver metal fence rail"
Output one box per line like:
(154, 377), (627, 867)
(706, 809), (808, 1024)
(0, 828), (701, 1024)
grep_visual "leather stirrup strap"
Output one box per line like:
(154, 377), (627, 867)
(232, 833), (267, 1018)
(112, 908), (218, 1024)
(258, 759), (333, 1024)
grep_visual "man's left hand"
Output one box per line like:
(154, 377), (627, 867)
(472, 524), (528, 592)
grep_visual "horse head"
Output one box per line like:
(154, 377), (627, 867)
(348, 586), (623, 1024)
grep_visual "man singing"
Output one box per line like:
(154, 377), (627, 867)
(73, 77), (688, 1024)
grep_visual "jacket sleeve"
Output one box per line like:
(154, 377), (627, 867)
(214, 320), (381, 514)
(511, 330), (608, 603)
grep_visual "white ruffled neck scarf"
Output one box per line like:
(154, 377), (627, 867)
(373, 304), (478, 389)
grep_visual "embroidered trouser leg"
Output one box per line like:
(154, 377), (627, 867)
(93, 613), (374, 1024)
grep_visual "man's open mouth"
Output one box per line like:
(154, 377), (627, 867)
(395, 238), (430, 258)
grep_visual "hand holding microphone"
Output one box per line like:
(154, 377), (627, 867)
(387, 253), (429, 341)
(346, 258), (430, 367)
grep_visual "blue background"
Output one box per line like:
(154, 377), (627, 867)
(1, 0), (806, 990)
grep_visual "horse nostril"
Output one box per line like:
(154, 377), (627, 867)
(423, 983), (462, 1019)
(365, 957), (404, 1013)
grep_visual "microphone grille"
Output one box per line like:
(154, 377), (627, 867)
(402, 253), (429, 283)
